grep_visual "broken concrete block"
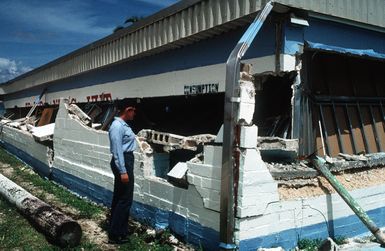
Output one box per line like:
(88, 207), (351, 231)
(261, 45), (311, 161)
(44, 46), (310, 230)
(239, 149), (265, 172)
(237, 182), (278, 197)
(137, 129), (215, 152)
(214, 124), (223, 143)
(203, 198), (220, 211)
(167, 162), (188, 179)
(203, 145), (222, 167)
(187, 162), (221, 179)
(201, 176), (221, 190)
(67, 104), (91, 125)
(240, 125), (258, 149)
(257, 137), (298, 161)
(238, 103), (255, 126)
(238, 80), (255, 125)
(31, 123), (55, 141)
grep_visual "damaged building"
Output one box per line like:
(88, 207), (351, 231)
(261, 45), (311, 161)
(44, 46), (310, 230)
(1, 0), (385, 250)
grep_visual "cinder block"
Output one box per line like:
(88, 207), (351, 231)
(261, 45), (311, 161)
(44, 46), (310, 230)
(186, 185), (210, 209)
(54, 118), (64, 129)
(186, 212), (199, 222)
(237, 182), (278, 197)
(187, 173), (194, 184)
(148, 180), (182, 204)
(187, 162), (221, 178)
(238, 170), (276, 186)
(240, 125), (258, 149)
(203, 198), (220, 211)
(201, 176), (221, 190)
(214, 124), (223, 143)
(203, 145), (222, 167)
(237, 192), (279, 207)
(237, 223), (271, 240)
(158, 198), (173, 210)
(237, 213), (277, 229)
(238, 103), (254, 125)
(236, 205), (270, 218)
(98, 134), (110, 146)
(195, 186), (220, 201)
(239, 149), (270, 172)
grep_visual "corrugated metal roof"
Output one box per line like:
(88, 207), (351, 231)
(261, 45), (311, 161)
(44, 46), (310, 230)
(1, 0), (385, 94)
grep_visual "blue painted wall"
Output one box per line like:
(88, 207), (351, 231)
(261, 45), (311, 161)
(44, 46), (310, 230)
(52, 168), (220, 251)
(5, 20), (276, 101)
(283, 17), (385, 56)
(0, 140), (51, 177)
(240, 205), (385, 250)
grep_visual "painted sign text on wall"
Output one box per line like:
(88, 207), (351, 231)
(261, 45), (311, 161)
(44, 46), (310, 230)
(184, 83), (219, 96)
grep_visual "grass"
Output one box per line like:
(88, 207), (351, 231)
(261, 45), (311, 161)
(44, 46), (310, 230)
(118, 234), (174, 251)
(297, 236), (347, 250)
(0, 147), (103, 219)
(0, 147), (178, 250)
(297, 238), (323, 251)
(0, 196), (100, 251)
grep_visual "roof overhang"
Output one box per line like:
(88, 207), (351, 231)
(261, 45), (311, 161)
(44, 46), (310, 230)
(2, 0), (385, 95)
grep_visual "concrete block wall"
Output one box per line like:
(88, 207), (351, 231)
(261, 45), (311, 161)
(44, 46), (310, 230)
(230, 123), (385, 250)
(187, 161), (221, 211)
(52, 99), (221, 248)
(0, 125), (52, 176)
(53, 100), (114, 202)
(236, 125), (280, 220)
(237, 183), (385, 250)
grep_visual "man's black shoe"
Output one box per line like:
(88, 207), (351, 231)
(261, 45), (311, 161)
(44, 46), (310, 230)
(108, 236), (129, 244)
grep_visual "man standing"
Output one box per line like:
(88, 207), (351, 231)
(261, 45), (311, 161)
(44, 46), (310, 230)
(108, 103), (137, 244)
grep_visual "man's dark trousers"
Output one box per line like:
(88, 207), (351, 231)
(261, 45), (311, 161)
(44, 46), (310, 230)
(109, 152), (134, 238)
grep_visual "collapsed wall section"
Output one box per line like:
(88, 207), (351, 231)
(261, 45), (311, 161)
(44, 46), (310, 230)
(53, 99), (113, 203)
(237, 183), (385, 250)
(0, 124), (52, 177)
(52, 99), (222, 250)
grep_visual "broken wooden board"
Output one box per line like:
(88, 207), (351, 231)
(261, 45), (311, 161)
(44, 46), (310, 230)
(38, 108), (54, 127)
(0, 173), (82, 247)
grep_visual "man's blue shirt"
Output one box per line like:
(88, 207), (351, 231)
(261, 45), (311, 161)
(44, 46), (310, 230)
(109, 117), (137, 174)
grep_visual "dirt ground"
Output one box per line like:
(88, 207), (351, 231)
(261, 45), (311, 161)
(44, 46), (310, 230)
(279, 166), (385, 200)
(0, 163), (115, 250)
(0, 160), (193, 251)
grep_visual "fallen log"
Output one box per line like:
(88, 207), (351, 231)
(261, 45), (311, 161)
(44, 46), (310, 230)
(0, 173), (82, 247)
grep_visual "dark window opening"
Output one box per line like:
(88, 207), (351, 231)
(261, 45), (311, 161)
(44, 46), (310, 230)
(132, 94), (224, 136)
(253, 72), (296, 138)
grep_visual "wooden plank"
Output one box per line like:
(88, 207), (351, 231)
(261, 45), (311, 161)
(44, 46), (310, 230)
(373, 106), (385, 152)
(336, 105), (354, 154)
(313, 104), (324, 155)
(332, 103), (347, 153)
(360, 106), (376, 153)
(344, 104), (358, 154)
(323, 105), (340, 157)
(369, 105), (383, 152)
(0, 173), (82, 247)
(37, 108), (54, 127)
(319, 105), (332, 156)
(349, 106), (366, 154)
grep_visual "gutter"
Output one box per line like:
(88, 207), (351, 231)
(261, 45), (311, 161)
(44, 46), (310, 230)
(219, 1), (275, 249)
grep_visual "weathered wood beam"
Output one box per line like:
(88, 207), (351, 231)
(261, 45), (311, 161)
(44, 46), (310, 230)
(0, 173), (82, 247)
